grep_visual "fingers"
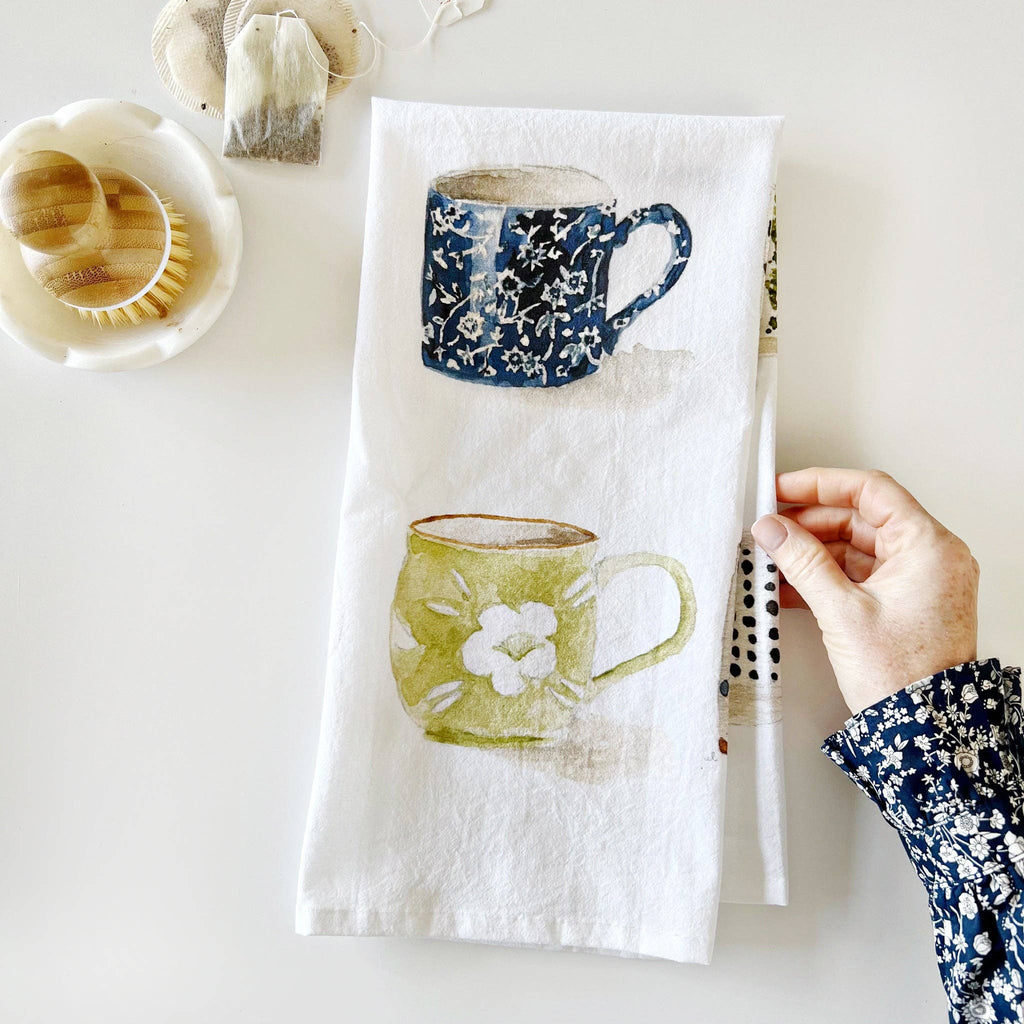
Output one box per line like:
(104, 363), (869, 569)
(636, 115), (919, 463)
(776, 542), (875, 610)
(823, 540), (878, 583)
(780, 504), (878, 557)
(776, 468), (925, 529)
(751, 514), (858, 621)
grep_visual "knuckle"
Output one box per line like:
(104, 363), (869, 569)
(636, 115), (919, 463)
(953, 538), (982, 578)
(787, 542), (829, 582)
(931, 534), (980, 582)
(913, 514), (950, 547)
(861, 469), (902, 509)
(948, 535), (973, 564)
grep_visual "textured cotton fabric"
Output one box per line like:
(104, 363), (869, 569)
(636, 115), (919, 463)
(720, 210), (788, 906)
(296, 99), (783, 962)
(824, 659), (1024, 1021)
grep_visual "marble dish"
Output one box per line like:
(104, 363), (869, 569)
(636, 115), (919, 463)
(0, 99), (242, 371)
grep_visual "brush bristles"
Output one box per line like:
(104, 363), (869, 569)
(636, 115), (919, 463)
(78, 200), (192, 328)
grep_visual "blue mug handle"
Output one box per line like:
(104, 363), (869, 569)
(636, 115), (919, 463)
(607, 203), (692, 335)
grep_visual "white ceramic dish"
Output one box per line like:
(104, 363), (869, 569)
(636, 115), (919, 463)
(0, 99), (242, 371)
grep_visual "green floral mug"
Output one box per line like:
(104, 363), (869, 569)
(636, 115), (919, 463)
(389, 514), (697, 746)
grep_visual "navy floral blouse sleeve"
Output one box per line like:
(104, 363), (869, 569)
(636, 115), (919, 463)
(822, 659), (1024, 1023)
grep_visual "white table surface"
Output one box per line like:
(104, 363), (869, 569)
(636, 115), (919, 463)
(2, 2), (1022, 1020)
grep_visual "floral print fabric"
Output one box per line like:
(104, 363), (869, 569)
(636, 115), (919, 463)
(823, 659), (1024, 1022)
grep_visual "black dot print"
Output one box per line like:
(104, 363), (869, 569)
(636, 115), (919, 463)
(725, 544), (785, 691)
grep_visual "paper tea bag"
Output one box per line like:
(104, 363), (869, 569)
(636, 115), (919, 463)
(222, 0), (361, 101)
(223, 14), (329, 165)
(152, 0), (233, 117)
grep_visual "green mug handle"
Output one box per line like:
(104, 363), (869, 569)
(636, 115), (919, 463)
(591, 552), (696, 695)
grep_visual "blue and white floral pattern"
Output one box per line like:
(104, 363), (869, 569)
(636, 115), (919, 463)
(421, 183), (691, 388)
(823, 659), (1024, 1022)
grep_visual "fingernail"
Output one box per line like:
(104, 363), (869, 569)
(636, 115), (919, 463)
(752, 515), (788, 553)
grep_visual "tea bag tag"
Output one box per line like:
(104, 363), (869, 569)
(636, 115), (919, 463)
(223, 14), (329, 165)
(420, 0), (488, 27)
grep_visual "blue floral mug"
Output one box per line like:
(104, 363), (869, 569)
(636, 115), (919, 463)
(421, 165), (692, 388)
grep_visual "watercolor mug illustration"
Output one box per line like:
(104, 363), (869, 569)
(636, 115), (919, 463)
(389, 514), (697, 746)
(421, 165), (692, 388)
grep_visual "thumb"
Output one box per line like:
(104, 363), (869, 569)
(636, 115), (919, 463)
(751, 514), (856, 619)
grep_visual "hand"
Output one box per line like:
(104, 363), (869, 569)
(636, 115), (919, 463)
(750, 468), (980, 716)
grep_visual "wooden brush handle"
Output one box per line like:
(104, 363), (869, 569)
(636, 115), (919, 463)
(0, 150), (107, 256)
(0, 150), (170, 312)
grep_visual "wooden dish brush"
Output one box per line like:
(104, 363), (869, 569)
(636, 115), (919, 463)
(0, 150), (191, 327)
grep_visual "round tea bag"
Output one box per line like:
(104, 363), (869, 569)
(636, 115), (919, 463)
(152, 0), (233, 118)
(223, 0), (363, 99)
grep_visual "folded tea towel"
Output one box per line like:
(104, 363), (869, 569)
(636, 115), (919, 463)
(296, 99), (783, 963)
(720, 211), (788, 905)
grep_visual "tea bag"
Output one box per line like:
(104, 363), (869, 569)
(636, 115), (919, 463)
(223, 0), (362, 100)
(223, 14), (330, 165)
(152, 0), (234, 117)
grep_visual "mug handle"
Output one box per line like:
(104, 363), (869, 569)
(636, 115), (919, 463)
(591, 552), (696, 696)
(606, 204), (692, 337)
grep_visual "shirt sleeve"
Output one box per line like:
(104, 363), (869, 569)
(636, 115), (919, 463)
(821, 659), (1024, 1023)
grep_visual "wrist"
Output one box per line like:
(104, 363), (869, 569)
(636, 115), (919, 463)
(836, 645), (980, 717)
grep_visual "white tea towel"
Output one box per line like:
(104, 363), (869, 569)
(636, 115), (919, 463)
(720, 211), (788, 905)
(297, 99), (782, 963)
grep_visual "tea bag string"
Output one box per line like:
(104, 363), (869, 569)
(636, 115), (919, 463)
(274, 1), (453, 82)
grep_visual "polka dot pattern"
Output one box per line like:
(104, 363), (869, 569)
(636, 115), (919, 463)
(719, 533), (782, 730)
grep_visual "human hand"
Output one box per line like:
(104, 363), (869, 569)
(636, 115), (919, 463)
(750, 468), (980, 716)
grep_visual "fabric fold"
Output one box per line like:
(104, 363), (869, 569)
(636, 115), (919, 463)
(720, 206), (788, 906)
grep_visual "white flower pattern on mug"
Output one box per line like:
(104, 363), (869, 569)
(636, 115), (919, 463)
(456, 311), (485, 340)
(459, 602), (558, 696)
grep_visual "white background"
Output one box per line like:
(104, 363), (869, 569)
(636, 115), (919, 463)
(1, 1), (1021, 1021)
